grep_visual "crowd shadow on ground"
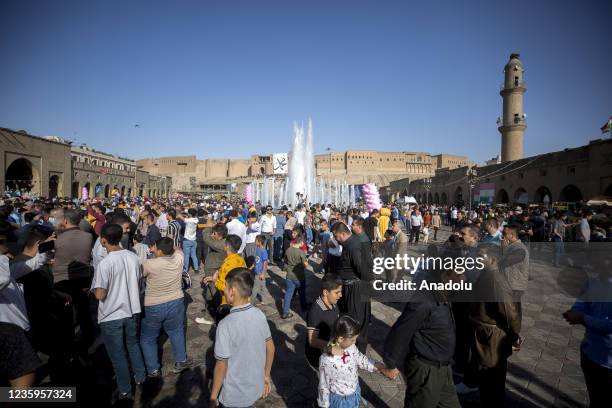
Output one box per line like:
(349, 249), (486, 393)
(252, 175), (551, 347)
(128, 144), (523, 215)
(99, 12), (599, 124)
(144, 366), (208, 408)
(37, 292), (206, 407)
(457, 362), (584, 408)
(44, 239), (589, 408)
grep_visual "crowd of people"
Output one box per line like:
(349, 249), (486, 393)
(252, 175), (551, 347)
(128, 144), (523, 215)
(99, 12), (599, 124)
(0, 193), (610, 407)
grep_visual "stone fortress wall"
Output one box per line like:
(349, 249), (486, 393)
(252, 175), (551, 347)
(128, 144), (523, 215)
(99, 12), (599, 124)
(136, 151), (473, 193)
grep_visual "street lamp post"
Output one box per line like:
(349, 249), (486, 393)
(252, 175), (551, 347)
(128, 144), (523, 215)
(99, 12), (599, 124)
(466, 167), (478, 211)
(423, 178), (432, 205)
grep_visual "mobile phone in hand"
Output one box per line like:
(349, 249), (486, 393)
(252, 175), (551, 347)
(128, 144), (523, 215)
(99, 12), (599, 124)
(38, 240), (55, 253)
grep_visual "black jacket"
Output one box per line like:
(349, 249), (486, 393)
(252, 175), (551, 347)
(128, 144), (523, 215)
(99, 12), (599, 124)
(384, 290), (455, 369)
(337, 234), (370, 281)
(143, 224), (162, 246)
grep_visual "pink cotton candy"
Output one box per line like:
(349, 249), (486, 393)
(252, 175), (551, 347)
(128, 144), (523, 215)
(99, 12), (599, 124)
(362, 183), (381, 211)
(245, 185), (253, 205)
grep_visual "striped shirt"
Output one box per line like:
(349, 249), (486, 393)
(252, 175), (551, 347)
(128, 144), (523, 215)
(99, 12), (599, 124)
(167, 220), (182, 248)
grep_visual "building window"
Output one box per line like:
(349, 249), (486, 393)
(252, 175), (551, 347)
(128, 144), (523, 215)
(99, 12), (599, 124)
(567, 167), (576, 175)
(539, 169), (547, 176)
(518, 172), (524, 179)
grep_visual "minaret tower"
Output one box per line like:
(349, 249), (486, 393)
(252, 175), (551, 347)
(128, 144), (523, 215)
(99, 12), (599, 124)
(498, 53), (527, 162)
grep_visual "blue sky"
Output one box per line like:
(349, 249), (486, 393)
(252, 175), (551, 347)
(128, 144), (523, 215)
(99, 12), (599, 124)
(1, 0), (610, 164)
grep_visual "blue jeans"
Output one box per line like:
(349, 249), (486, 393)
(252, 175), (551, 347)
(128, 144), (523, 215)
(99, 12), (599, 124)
(140, 297), (187, 372)
(100, 314), (146, 394)
(273, 236), (283, 261)
(183, 239), (199, 272)
(283, 279), (306, 316)
(306, 228), (313, 245)
(261, 232), (274, 262)
(553, 236), (564, 266)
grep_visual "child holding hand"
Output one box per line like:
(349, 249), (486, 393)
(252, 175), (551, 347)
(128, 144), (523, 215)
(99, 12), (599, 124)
(318, 315), (397, 408)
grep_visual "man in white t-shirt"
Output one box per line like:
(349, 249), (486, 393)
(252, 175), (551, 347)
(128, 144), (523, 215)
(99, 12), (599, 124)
(226, 210), (247, 254)
(92, 223), (145, 400)
(182, 208), (199, 273)
(578, 211), (592, 247)
(320, 206), (331, 222)
(244, 213), (261, 267)
(451, 207), (458, 230)
(295, 205), (306, 226)
(156, 205), (168, 237)
(259, 206), (276, 263)
(409, 210), (423, 244)
(92, 214), (132, 270)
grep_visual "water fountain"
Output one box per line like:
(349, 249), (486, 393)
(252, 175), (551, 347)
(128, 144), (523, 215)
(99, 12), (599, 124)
(248, 120), (358, 208)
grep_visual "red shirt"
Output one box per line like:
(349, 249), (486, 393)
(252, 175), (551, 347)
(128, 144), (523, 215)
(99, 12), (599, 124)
(88, 207), (107, 236)
(290, 239), (308, 253)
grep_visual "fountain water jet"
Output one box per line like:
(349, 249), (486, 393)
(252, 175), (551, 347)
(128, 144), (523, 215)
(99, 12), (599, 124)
(247, 121), (357, 209)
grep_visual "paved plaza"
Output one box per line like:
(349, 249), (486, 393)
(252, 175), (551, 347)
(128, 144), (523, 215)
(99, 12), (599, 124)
(64, 226), (589, 408)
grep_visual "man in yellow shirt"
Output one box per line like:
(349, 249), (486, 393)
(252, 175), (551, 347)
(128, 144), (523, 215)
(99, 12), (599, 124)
(203, 234), (245, 305)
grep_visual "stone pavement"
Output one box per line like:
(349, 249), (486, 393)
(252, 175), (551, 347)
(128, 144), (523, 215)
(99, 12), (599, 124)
(118, 226), (589, 408)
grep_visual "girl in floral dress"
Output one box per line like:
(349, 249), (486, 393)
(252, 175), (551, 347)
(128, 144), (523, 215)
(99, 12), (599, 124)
(318, 315), (394, 408)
